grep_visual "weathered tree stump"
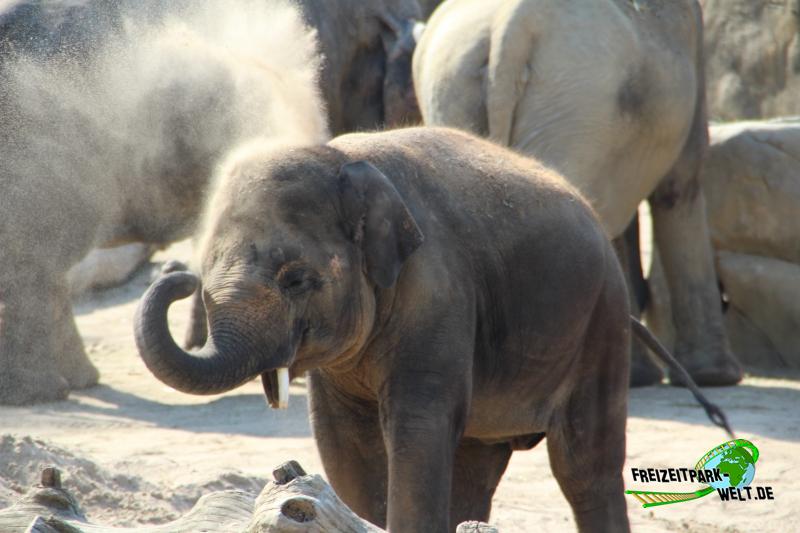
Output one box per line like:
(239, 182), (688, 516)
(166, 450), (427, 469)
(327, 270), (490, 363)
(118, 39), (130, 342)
(456, 522), (499, 533)
(0, 463), (498, 532)
(246, 461), (383, 532)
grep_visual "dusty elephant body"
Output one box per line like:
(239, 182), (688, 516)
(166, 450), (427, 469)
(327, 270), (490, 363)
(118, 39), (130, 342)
(0, 0), (328, 404)
(136, 127), (634, 532)
(413, 0), (743, 386)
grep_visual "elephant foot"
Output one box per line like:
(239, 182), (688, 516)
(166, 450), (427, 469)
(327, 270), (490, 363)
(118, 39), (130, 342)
(0, 368), (70, 406)
(53, 299), (100, 390)
(669, 350), (743, 387)
(60, 355), (100, 390)
(630, 350), (664, 387)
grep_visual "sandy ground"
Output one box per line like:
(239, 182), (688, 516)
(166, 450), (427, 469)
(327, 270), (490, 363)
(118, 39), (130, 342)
(1, 239), (798, 532)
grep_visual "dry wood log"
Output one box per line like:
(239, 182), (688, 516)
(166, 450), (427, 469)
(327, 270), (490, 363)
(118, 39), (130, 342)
(0, 463), (498, 532)
(0, 465), (253, 533)
(245, 461), (383, 532)
(455, 521), (499, 533)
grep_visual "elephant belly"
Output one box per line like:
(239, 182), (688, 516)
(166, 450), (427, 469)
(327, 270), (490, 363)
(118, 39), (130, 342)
(463, 333), (596, 441)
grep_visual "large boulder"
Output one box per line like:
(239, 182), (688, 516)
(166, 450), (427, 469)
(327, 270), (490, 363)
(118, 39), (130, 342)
(702, 0), (800, 120)
(718, 252), (800, 369)
(703, 119), (800, 264)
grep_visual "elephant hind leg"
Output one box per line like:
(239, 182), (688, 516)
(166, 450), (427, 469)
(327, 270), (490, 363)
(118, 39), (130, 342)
(547, 288), (630, 532)
(613, 218), (663, 387)
(646, 2), (741, 387)
(449, 438), (512, 527)
(53, 279), (99, 389)
(0, 272), (84, 405)
(648, 87), (742, 386)
(307, 371), (388, 528)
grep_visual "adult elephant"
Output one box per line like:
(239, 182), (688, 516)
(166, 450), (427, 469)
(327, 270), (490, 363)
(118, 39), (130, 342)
(413, 0), (743, 386)
(0, 0), (328, 405)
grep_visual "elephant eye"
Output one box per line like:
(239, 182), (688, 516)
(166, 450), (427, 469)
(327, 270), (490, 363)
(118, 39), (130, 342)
(279, 269), (318, 296)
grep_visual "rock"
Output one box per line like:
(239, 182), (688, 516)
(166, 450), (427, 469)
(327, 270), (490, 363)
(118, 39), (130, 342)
(724, 306), (786, 370)
(702, 0), (800, 120)
(717, 252), (800, 369)
(703, 120), (800, 264)
(648, 249), (800, 371)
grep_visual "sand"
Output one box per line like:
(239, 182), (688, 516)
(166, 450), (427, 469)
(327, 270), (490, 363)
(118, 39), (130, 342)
(1, 239), (798, 532)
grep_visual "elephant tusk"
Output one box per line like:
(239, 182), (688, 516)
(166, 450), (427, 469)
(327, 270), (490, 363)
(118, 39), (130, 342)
(276, 367), (290, 409)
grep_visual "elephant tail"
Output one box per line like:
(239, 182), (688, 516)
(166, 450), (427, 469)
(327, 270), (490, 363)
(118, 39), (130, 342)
(486, 0), (539, 146)
(630, 317), (735, 439)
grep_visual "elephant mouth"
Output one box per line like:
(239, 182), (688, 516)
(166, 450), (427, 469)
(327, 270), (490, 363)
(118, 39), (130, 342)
(261, 367), (290, 409)
(259, 323), (308, 409)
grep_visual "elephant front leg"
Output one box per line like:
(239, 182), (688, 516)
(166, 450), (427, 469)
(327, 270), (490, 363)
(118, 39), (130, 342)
(0, 270), (96, 404)
(379, 370), (468, 533)
(450, 438), (512, 527)
(612, 219), (663, 387)
(308, 370), (389, 528)
(649, 163), (742, 386)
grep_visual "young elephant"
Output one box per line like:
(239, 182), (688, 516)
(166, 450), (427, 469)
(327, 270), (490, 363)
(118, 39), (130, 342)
(135, 128), (716, 532)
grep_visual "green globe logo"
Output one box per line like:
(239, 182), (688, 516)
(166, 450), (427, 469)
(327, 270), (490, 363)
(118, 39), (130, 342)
(627, 439), (760, 507)
(697, 439), (759, 491)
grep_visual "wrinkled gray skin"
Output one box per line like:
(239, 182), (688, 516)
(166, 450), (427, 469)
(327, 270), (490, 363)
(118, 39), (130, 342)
(414, 0), (743, 386)
(136, 128), (633, 532)
(0, 0), (328, 404)
(297, 0), (423, 133)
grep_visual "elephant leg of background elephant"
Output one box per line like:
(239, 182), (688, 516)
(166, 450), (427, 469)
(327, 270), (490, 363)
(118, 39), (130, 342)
(613, 221), (663, 387)
(307, 370), (389, 528)
(649, 166), (743, 387)
(0, 272), (92, 404)
(449, 439), (512, 527)
(52, 279), (100, 389)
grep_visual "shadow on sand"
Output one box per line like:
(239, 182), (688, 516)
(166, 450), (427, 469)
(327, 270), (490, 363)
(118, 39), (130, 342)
(628, 381), (800, 443)
(35, 383), (312, 438)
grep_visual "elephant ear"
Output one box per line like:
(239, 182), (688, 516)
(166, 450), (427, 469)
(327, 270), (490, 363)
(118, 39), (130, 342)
(337, 160), (424, 288)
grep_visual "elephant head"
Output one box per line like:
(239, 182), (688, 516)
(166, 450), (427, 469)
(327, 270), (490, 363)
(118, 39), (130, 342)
(134, 149), (424, 407)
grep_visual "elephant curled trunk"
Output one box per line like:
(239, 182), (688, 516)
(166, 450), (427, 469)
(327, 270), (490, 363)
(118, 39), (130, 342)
(134, 271), (274, 396)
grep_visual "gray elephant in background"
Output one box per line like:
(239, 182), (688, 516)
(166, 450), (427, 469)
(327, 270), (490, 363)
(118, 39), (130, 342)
(20, 0), (422, 306)
(298, 0), (424, 132)
(414, 0), (743, 386)
(0, 0), (328, 404)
